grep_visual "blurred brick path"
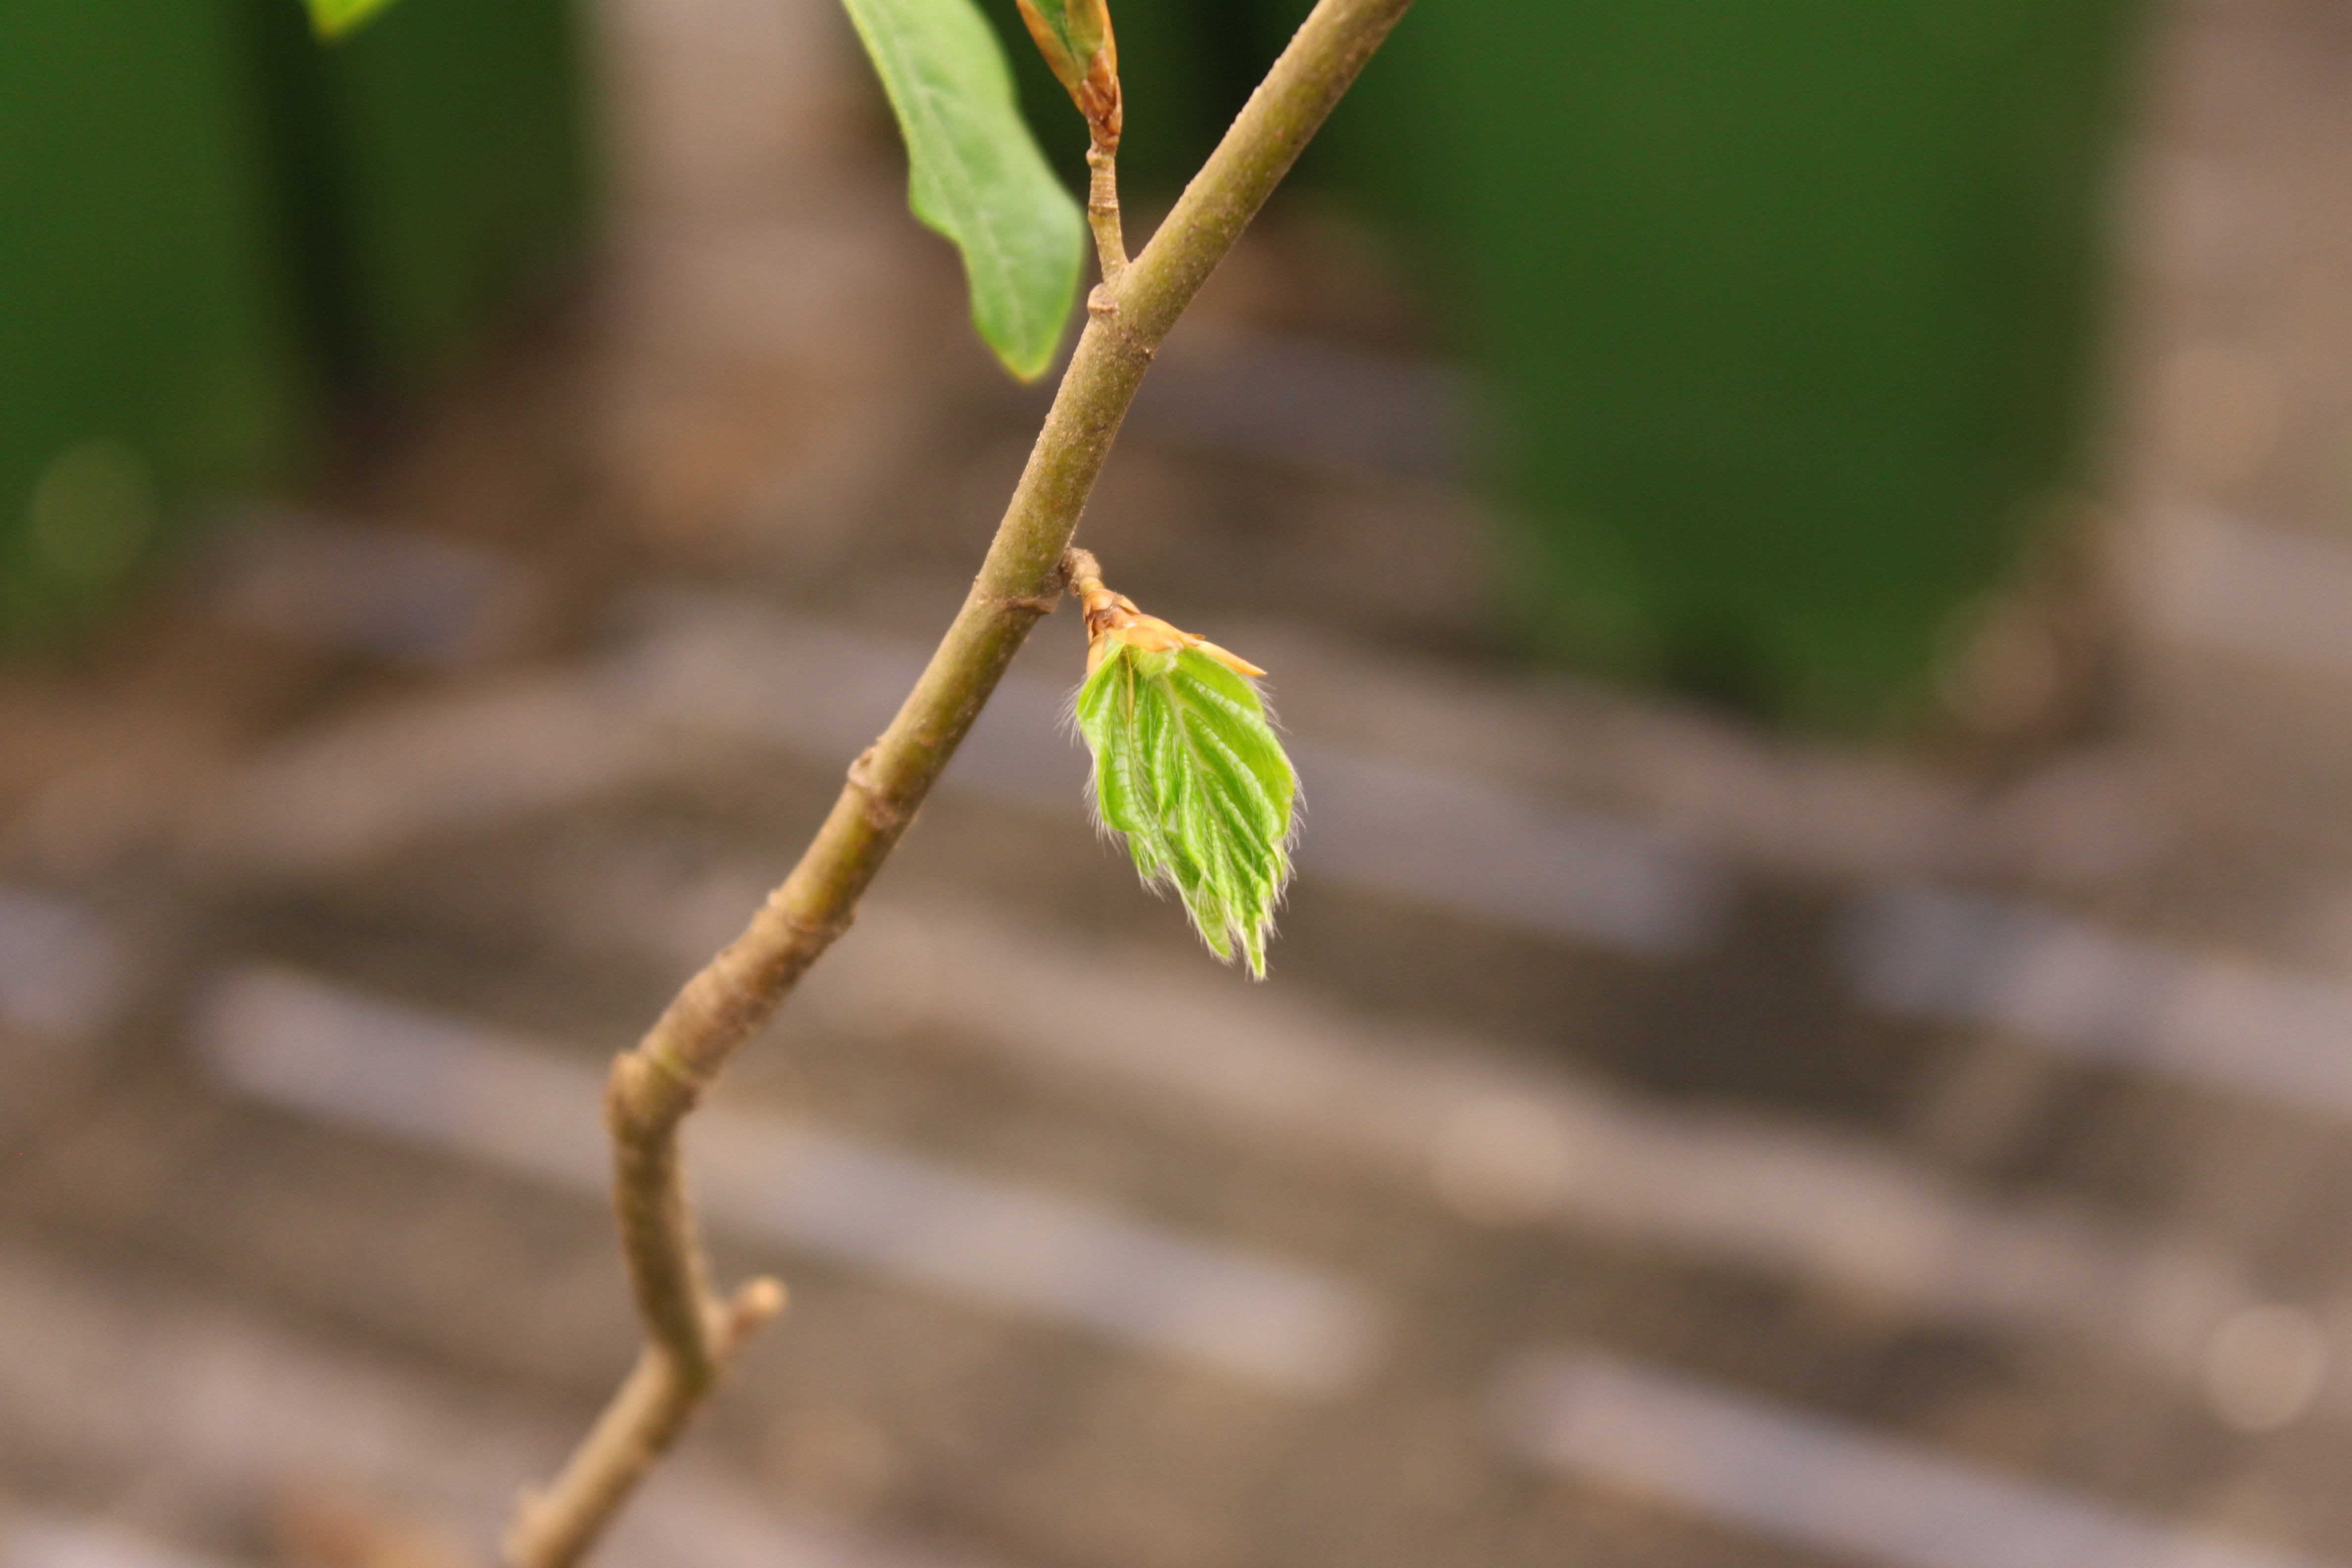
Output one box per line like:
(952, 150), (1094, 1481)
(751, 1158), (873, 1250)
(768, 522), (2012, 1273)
(11, 1), (2352, 1567)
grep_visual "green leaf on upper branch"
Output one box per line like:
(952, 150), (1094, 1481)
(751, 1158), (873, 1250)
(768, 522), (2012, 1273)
(1074, 642), (1299, 977)
(303, 0), (402, 38)
(838, 0), (1085, 380)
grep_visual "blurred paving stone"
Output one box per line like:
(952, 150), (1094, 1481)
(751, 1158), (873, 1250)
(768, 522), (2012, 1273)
(1492, 1349), (2344, 1568)
(1848, 883), (2352, 1125)
(0, 1245), (1026, 1568)
(195, 966), (1388, 1395)
(555, 853), (2271, 1400)
(187, 514), (540, 672)
(0, 1517), (245, 1568)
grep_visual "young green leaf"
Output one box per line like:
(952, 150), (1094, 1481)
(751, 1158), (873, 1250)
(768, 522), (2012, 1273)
(837, 0), (1086, 381)
(1073, 636), (1298, 979)
(304, 0), (404, 38)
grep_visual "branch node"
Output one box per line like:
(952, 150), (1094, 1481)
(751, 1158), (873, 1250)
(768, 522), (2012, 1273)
(637, 1042), (708, 1101)
(845, 748), (914, 833)
(1084, 293), (1156, 363)
(604, 1050), (700, 1147)
(985, 589), (1063, 618)
(727, 1277), (788, 1340)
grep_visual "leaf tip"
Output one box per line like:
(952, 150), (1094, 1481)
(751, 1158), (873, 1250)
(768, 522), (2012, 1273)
(303, 0), (400, 39)
(994, 333), (1062, 384)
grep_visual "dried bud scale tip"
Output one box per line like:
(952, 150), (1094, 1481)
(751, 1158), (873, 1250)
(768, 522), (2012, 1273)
(1071, 559), (1267, 678)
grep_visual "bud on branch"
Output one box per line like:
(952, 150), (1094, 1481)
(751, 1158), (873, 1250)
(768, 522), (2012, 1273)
(1016, 0), (1123, 149)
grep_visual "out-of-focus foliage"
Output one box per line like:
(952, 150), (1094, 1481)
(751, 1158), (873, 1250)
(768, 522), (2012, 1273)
(0, 0), (589, 642)
(839, 0), (1085, 380)
(1326, 0), (2145, 724)
(0, 0), (302, 638)
(279, 0), (593, 388)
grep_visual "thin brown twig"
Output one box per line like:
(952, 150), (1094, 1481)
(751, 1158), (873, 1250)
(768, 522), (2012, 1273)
(1080, 31), (1126, 285)
(498, 1), (1416, 1562)
(1086, 140), (1127, 287)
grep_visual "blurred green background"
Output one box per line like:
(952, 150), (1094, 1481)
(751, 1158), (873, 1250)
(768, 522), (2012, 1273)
(0, 0), (589, 639)
(1353, 0), (2145, 726)
(2, 0), (2139, 724)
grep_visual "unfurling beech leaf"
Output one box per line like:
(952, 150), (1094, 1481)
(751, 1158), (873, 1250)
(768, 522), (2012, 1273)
(303, 0), (403, 37)
(1072, 597), (1298, 978)
(837, 0), (1086, 380)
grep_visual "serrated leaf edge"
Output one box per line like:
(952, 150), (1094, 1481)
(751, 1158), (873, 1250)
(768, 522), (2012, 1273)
(1069, 641), (1301, 978)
